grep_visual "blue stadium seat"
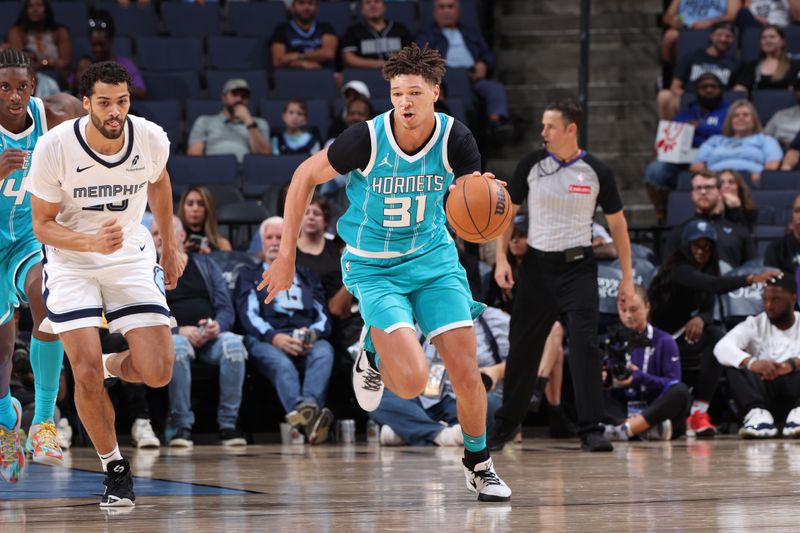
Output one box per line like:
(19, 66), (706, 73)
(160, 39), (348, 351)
(94, 2), (158, 37)
(202, 184), (245, 210)
(259, 99), (331, 142)
(167, 155), (240, 190)
(446, 98), (468, 125)
(419, 0), (479, 32)
(343, 68), (389, 99)
(752, 90), (795, 124)
(742, 26), (800, 63)
(142, 71), (201, 100)
(0, 4), (20, 41)
(752, 190), (797, 212)
(721, 261), (768, 328)
(676, 29), (711, 65)
(274, 69), (339, 101)
(241, 154), (306, 197)
(206, 70), (269, 103)
(666, 191), (693, 225)
(208, 36), (268, 70)
(385, 2), (418, 33)
(228, 1), (287, 39)
(162, 4), (221, 37)
(676, 171), (694, 191)
(130, 99), (183, 153)
(760, 171), (800, 190)
(137, 37), (204, 72)
(596, 262), (622, 331)
(72, 36), (132, 67)
(217, 202), (270, 250)
(443, 68), (473, 103)
(52, 2), (88, 40)
(317, 1), (353, 35)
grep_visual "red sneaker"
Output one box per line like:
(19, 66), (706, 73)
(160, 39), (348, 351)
(687, 411), (717, 438)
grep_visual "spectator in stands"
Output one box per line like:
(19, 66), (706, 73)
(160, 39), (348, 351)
(152, 216), (248, 448)
(649, 219), (780, 437)
(321, 94), (374, 202)
(270, 0), (338, 70)
(21, 48), (58, 98)
(765, 79), (800, 149)
(764, 194), (800, 273)
(733, 25), (799, 93)
(779, 126), (800, 169)
(341, 0), (414, 69)
(602, 286), (691, 441)
(664, 171), (756, 267)
(736, 0), (800, 29)
(657, 21), (740, 120)
(714, 273), (800, 438)
(591, 223), (619, 260)
(177, 186), (232, 254)
(646, 73), (730, 222)
(661, 0), (739, 69)
(328, 81), (372, 140)
(720, 169), (758, 230)
(8, 0), (71, 79)
(271, 99), (321, 156)
(691, 99), (782, 183)
(86, 11), (147, 99)
(372, 306), (508, 446)
(417, 0), (512, 137)
(484, 215), (528, 314)
(235, 217), (335, 444)
(187, 78), (272, 162)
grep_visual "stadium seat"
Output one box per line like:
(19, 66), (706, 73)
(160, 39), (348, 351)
(760, 171), (800, 190)
(274, 69), (339, 101)
(71, 36), (132, 67)
(52, 2), (88, 40)
(94, 2), (158, 37)
(202, 184), (245, 210)
(216, 202), (270, 250)
(343, 68), (389, 99)
(742, 26), (800, 63)
(630, 243), (658, 266)
(161, 3), (221, 37)
(596, 262), (622, 333)
(206, 70), (269, 103)
(317, 1), (353, 36)
(241, 154), (306, 198)
(228, 1), (287, 39)
(666, 191), (693, 225)
(0, 4), (20, 41)
(130, 99), (183, 153)
(721, 260), (767, 328)
(261, 183), (289, 217)
(385, 2), (418, 33)
(167, 155), (239, 190)
(137, 37), (204, 72)
(752, 90), (795, 125)
(259, 99), (331, 142)
(443, 68), (474, 103)
(752, 190), (797, 212)
(208, 36), (268, 70)
(676, 29), (711, 65)
(757, 206), (777, 226)
(142, 71), (202, 100)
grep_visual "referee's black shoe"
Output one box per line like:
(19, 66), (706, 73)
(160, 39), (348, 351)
(580, 432), (613, 452)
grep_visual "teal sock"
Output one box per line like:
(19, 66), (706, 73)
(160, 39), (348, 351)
(463, 430), (487, 453)
(30, 338), (64, 425)
(0, 393), (17, 429)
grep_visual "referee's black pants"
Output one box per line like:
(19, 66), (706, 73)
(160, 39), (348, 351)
(492, 246), (605, 439)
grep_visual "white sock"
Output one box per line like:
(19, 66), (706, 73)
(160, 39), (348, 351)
(98, 445), (123, 471)
(691, 401), (709, 415)
(624, 423), (634, 438)
(102, 353), (117, 380)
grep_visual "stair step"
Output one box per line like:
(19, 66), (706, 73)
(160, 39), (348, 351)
(497, 12), (658, 33)
(499, 0), (663, 16)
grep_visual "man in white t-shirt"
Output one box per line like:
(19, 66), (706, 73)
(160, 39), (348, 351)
(25, 61), (185, 508)
(714, 273), (800, 439)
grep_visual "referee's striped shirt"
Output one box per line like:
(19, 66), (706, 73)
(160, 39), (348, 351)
(508, 149), (623, 252)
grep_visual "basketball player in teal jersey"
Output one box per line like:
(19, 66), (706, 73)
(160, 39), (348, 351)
(260, 44), (511, 501)
(0, 49), (83, 482)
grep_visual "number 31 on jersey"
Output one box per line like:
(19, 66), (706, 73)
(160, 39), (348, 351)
(383, 195), (427, 228)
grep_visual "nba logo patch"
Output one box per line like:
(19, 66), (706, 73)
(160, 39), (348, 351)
(154, 266), (165, 295)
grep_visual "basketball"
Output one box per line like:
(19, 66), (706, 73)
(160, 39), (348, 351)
(446, 174), (513, 243)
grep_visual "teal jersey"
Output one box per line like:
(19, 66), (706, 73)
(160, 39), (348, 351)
(336, 111), (457, 257)
(0, 97), (47, 244)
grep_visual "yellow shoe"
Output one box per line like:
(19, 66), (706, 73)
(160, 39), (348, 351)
(26, 421), (63, 466)
(0, 398), (25, 483)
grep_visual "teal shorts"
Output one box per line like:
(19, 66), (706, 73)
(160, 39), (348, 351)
(341, 235), (484, 349)
(0, 232), (42, 326)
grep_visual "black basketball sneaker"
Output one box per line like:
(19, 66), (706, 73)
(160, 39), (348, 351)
(100, 458), (135, 507)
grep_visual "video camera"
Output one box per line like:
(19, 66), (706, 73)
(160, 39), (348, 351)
(602, 325), (651, 388)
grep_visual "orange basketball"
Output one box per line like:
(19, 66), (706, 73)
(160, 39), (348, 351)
(446, 174), (512, 243)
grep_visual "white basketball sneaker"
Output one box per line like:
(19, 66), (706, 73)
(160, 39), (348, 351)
(463, 457), (512, 502)
(351, 327), (383, 412)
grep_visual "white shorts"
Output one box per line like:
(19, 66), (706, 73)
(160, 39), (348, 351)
(40, 242), (171, 335)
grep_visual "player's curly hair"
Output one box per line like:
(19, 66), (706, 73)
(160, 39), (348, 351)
(382, 43), (446, 86)
(79, 61), (132, 98)
(0, 48), (31, 71)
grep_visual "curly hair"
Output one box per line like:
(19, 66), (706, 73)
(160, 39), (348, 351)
(79, 61), (132, 98)
(383, 43), (446, 86)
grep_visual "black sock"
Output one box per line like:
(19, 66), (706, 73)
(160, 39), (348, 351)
(366, 351), (379, 371)
(463, 447), (490, 470)
(534, 375), (549, 394)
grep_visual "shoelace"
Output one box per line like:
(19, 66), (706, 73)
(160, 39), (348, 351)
(0, 429), (16, 463)
(474, 467), (502, 487)
(362, 367), (383, 392)
(35, 422), (59, 451)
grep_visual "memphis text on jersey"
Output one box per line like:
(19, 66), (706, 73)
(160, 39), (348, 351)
(73, 180), (148, 200)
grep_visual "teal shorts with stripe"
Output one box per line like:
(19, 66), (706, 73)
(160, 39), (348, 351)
(0, 231), (42, 326)
(341, 234), (484, 349)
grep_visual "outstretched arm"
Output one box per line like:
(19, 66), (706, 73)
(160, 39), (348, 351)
(44, 92), (85, 129)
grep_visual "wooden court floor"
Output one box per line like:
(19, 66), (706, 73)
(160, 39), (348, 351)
(3, 438), (800, 532)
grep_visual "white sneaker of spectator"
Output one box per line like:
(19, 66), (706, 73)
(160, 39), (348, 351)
(379, 425), (405, 446)
(131, 419), (160, 448)
(783, 407), (800, 438)
(739, 408), (778, 439)
(645, 419), (673, 441)
(434, 424), (464, 446)
(56, 418), (72, 450)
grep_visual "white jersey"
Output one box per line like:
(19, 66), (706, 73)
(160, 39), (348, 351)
(25, 114), (169, 267)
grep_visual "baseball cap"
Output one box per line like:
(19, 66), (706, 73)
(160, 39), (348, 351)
(682, 219), (717, 243)
(342, 80), (371, 99)
(513, 214), (528, 234)
(222, 78), (250, 95)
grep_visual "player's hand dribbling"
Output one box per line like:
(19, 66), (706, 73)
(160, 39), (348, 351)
(0, 148), (27, 180)
(258, 254), (296, 304)
(91, 218), (124, 254)
(160, 242), (186, 290)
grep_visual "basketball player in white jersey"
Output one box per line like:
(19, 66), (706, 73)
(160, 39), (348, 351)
(26, 62), (185, 507)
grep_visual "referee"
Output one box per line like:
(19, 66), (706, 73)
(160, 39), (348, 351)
(488, 98), (635, 452)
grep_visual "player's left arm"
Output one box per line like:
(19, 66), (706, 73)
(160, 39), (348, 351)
(43, 93), (86, 129)
(148, 167), (186, 290)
